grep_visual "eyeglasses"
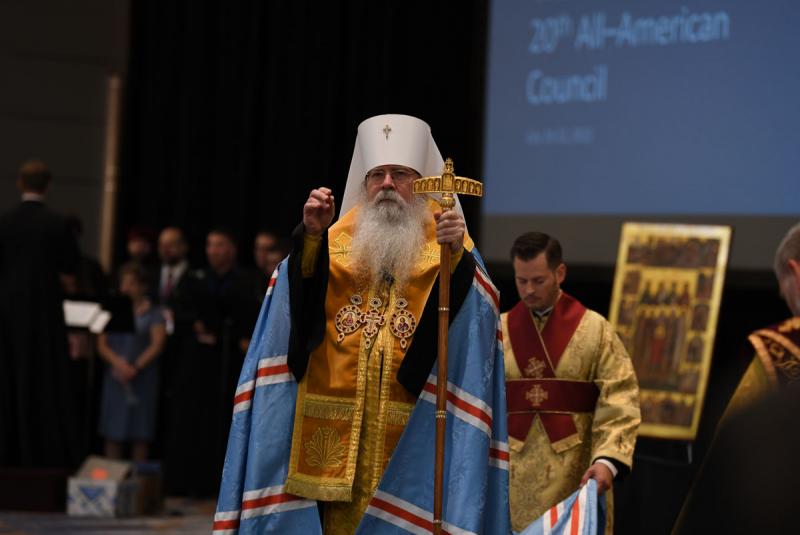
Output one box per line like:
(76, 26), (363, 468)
(365, 168), (418, 183)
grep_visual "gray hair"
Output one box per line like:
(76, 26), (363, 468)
(774, 222), (800, 280)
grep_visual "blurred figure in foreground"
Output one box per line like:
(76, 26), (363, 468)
(676, 222), (800, 533)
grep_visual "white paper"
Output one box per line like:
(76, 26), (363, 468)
(89, 310), (112, 334)
(63, 300), (102, 328)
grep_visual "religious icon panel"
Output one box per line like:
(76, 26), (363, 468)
(609, 223), (731, 440)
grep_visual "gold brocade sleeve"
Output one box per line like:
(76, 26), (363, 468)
(301, 233), (322, 278)
(590, 318), (641, 469)
(721, 356), (775, 420)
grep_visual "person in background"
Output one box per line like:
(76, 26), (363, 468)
(61, 215), (109, 454)
(253, 230), (288, 279)
(0, 160), (82, 468)
(166, 227), (259, 496)
(63, 215), (108, 365)
(63, 215), (108, 300)
(154, 226), (204, 469)
(118, 225), (159, 298)
(196, 227), (261, 357)
(126, 225), (157, 265)
(155, 226), (199, 332)
(97, 262), (166, 461)
(252, 230), (289, 307)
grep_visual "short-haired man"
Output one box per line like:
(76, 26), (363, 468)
(198, 227), (261, 381)
(156, 227), (196, 322)
(0, 160), (82, 467)
(167, 227), (261, 496)
(503, 232), (640, 534)
(674, 222), (800, 533)
(154, 225), (209, 495)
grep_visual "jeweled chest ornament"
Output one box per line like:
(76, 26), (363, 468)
(361, 297), (386, 349)
(334, 294), (417, 349)
(389, 298), (417, 349)
(334, 295), (363, 343)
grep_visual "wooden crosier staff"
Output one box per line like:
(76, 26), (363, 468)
(413, 158), (483, 534)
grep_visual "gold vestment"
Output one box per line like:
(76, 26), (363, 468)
(285, 204), (452, 534)
(502, 306), (640, 534)
(724, 316), (800, 417)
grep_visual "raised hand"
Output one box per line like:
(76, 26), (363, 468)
(303, 187), (335, 237)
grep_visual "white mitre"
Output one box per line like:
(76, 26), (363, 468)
(339, 114), (465, 219)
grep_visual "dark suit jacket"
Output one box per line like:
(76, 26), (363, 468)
(155, 263), (205, 333)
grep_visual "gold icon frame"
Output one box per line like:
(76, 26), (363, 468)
(609, 222), (731, 440)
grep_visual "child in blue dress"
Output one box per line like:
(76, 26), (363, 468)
(97, 262), (166, 461)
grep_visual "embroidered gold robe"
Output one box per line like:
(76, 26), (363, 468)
(284, 204), (475, 535)
(724, 317), (800, 417)
(673, 317), (800, 534)
(502, 296), (641, 534)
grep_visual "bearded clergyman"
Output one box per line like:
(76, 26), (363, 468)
(214, 114), (511, 535)
(286, 113), (472, 532)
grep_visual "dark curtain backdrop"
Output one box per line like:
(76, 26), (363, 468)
(118, 0), (488, 265)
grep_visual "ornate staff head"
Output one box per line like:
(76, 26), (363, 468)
(413, 157), (483, 212)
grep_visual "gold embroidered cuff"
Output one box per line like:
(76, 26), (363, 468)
(302, 233), (323, 278)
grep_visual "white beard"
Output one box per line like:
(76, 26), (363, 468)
(350, 188), (429, 291)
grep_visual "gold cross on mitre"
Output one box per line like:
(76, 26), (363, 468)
(383, 124), (392, 140)
(413, 158), (483, 211)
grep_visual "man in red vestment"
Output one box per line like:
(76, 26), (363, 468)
(502, 232), (641, 533)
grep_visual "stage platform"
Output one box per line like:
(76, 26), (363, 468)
(0, 497), (213, 534)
